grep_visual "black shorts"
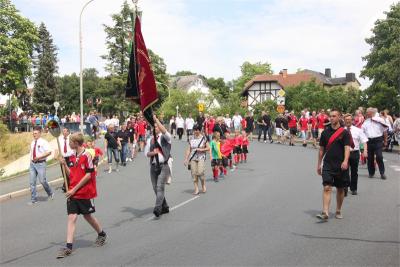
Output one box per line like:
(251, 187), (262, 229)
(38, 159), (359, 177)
(67, 198), (96, 215)
(322, 169), (349, 188)
(138, 135), (145, 142)
(312, 129), (318, 139)
(211, 159), (222, 167)
(242, 145), (248, 154)
(290, 128), (297, 135)
(222, 157), (228, 167)
(233, 146), (242, 154)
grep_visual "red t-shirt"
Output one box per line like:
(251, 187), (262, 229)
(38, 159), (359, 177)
(242, 136), (249, 146)
(317, 114), (328, 129)
(241, 119), (247, 129)
(299, 117), (308, 131)
(68, 150), (97, 199)
(288, 115), (297, 128)
(208, 119), (215, 134)
(137, 121), (147, 135)
(234, 136), (243, 146)
(308, 117), (317, 129)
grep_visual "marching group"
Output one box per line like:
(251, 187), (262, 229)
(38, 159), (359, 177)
(26, 105), (399, 258)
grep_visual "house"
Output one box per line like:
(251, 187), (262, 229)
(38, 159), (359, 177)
(241, 68), (361, 110)
(170, 75), (220, 108)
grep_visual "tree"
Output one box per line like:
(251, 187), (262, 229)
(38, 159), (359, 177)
(234, 61), (273, 92)
(206, 77), (230, 103)
(102, 0), (132, 76)
(32, 22), (59, 113)
(361, 3), (400, 113)
(58, 73), (79, 115)
(175, 70), (196, 76)
(159, 89), (202, 119)
(0, 0), (38, 94)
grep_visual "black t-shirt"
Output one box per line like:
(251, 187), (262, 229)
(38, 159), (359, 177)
(262, 115), (271, 127)
(245, 116), (254, 130)
(275, 117), (282, 129)
(117, 130), (130, 144)
(105, 132), (119, 149)
(281, 117), (288, 129)
(196, 116), (205, 130)
(319, 126), (350, 171)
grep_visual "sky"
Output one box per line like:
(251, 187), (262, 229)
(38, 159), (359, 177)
(12, 0), (397, 89)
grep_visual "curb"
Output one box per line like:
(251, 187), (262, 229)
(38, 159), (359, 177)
(0, 177), (64, 203)
(0, 158), (107, 203)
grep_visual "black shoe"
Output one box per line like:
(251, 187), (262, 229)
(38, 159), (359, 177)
(302, 143), (306, 147)
(368, 174), (374, 178)
(162, 206), (169, 214)
(351, 191), (357, 195)
(380, 174), (387, 180)
(153, 207), (162, 217)
(270, 140), (273, 143)
(344, 188), (348, 197)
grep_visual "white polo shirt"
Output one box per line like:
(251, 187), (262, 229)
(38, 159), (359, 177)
(232, 115), (242, 128)
(30, 138), (51, 161)
(347, 126), (368, 151)
(362, 118), (387, 139)
(175, 117), (184, 128)
(58, 135), (74, 157)
(185, 118), (195, 130)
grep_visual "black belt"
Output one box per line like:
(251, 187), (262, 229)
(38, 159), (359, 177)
(368, 136), (383, 142)
(32, 160), (46, 163)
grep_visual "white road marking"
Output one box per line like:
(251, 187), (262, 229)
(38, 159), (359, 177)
(388, 165), (400, 172)
(145, 195), (201, 221)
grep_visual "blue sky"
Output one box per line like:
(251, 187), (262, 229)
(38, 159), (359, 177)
(12, 0), (396, 88)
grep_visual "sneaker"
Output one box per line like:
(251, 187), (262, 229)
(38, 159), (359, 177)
(264, 140), (267, 143)
(108, 168), (112, 174)
(94, 234), (107, 247)
(162, 206), (170, 214)
(28, 201), (37, 206)
(368, 174), (374, 178)
(153, 207), (162, 218)
(56, 247), (72, 259)
(380, 174), (387, 180)
(270, 140), (273, 144)
(351, 191), (357, 195)
(335, 211), (343, 219)
(316, 212), (329, 221)
(48, 192), (55, 200)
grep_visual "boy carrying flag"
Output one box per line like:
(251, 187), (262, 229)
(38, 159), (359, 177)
(57, 133), (107, 259)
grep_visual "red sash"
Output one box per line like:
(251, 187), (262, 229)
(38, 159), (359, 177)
(325, 127), (345, 152)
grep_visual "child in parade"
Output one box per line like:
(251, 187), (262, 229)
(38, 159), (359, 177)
(233, 130), (243, 164)
(241, 130), (249, 163)
(209, 132), (223, 182)
(57, 133), (106, 259)
(223, 131), (234, 170)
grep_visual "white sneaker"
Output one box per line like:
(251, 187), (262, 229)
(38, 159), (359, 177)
(49, 193), (55, 200)
(108, 168), (112, 174)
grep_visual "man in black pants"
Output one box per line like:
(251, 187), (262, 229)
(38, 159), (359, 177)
(317, 109), (350, 221)
(263, 111), (273, 143)
(361, 108), (388, 179)
(343, 114), (368, 196)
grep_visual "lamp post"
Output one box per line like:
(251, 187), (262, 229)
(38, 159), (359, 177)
(176, 105), (179, 117)
(79, 0), (95, 133)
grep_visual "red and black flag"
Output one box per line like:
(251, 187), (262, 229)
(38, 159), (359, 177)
(126, 15), (158, 126)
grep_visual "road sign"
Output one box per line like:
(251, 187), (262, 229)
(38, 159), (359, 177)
(276, 105), (285, 114)
(277, 89), (285, 97)
(276, 96), (285, 105)
(198, 103), (204, 112)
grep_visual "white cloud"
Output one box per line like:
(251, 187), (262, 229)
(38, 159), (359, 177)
(14, 0), (396, 89)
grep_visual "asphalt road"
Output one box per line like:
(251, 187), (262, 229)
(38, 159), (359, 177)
(0, 138), (399, 266)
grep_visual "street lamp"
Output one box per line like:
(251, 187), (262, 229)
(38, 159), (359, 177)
(176, 105), (179, 117)
(79, 0), (95, 133)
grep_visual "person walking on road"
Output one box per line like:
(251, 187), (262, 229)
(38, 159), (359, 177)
(117, 123), (130, 166)
(29, 126), (54, 205)
(185, 113), (195, 141)
(343, 114), (368, 196)
(175, 114), (185, 141)
(145, 115), (172, 218)
(287, 111), (298, 146)
(316, 109), (350, 221)
(362, 108), (388, 179)
(104, 125), (120, 174)
(184, 125), (209, 195)
(56, 133), (107, 259)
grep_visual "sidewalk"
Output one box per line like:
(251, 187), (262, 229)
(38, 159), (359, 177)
(0, 138), (105, 201)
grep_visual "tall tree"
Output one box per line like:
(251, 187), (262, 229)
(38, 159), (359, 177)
(0, 0), (38, 94)
(234, 61), (273, 92)
(206, 77), (230, 103)
(32, 22), (59, 113)
(102, 0), (132, 76)
(361, 3), (400, 112)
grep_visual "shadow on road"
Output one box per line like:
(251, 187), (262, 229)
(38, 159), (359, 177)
(292, 232), (400, 244)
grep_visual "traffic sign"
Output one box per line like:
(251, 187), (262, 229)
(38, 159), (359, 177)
(277, 89), (285, 97)
(198, 103), (204, 112)
(276, 105), (285, 114)
(276, 96), (285, 105)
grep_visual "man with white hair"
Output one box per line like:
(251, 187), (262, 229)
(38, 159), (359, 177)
(361, 107), (388, 179)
